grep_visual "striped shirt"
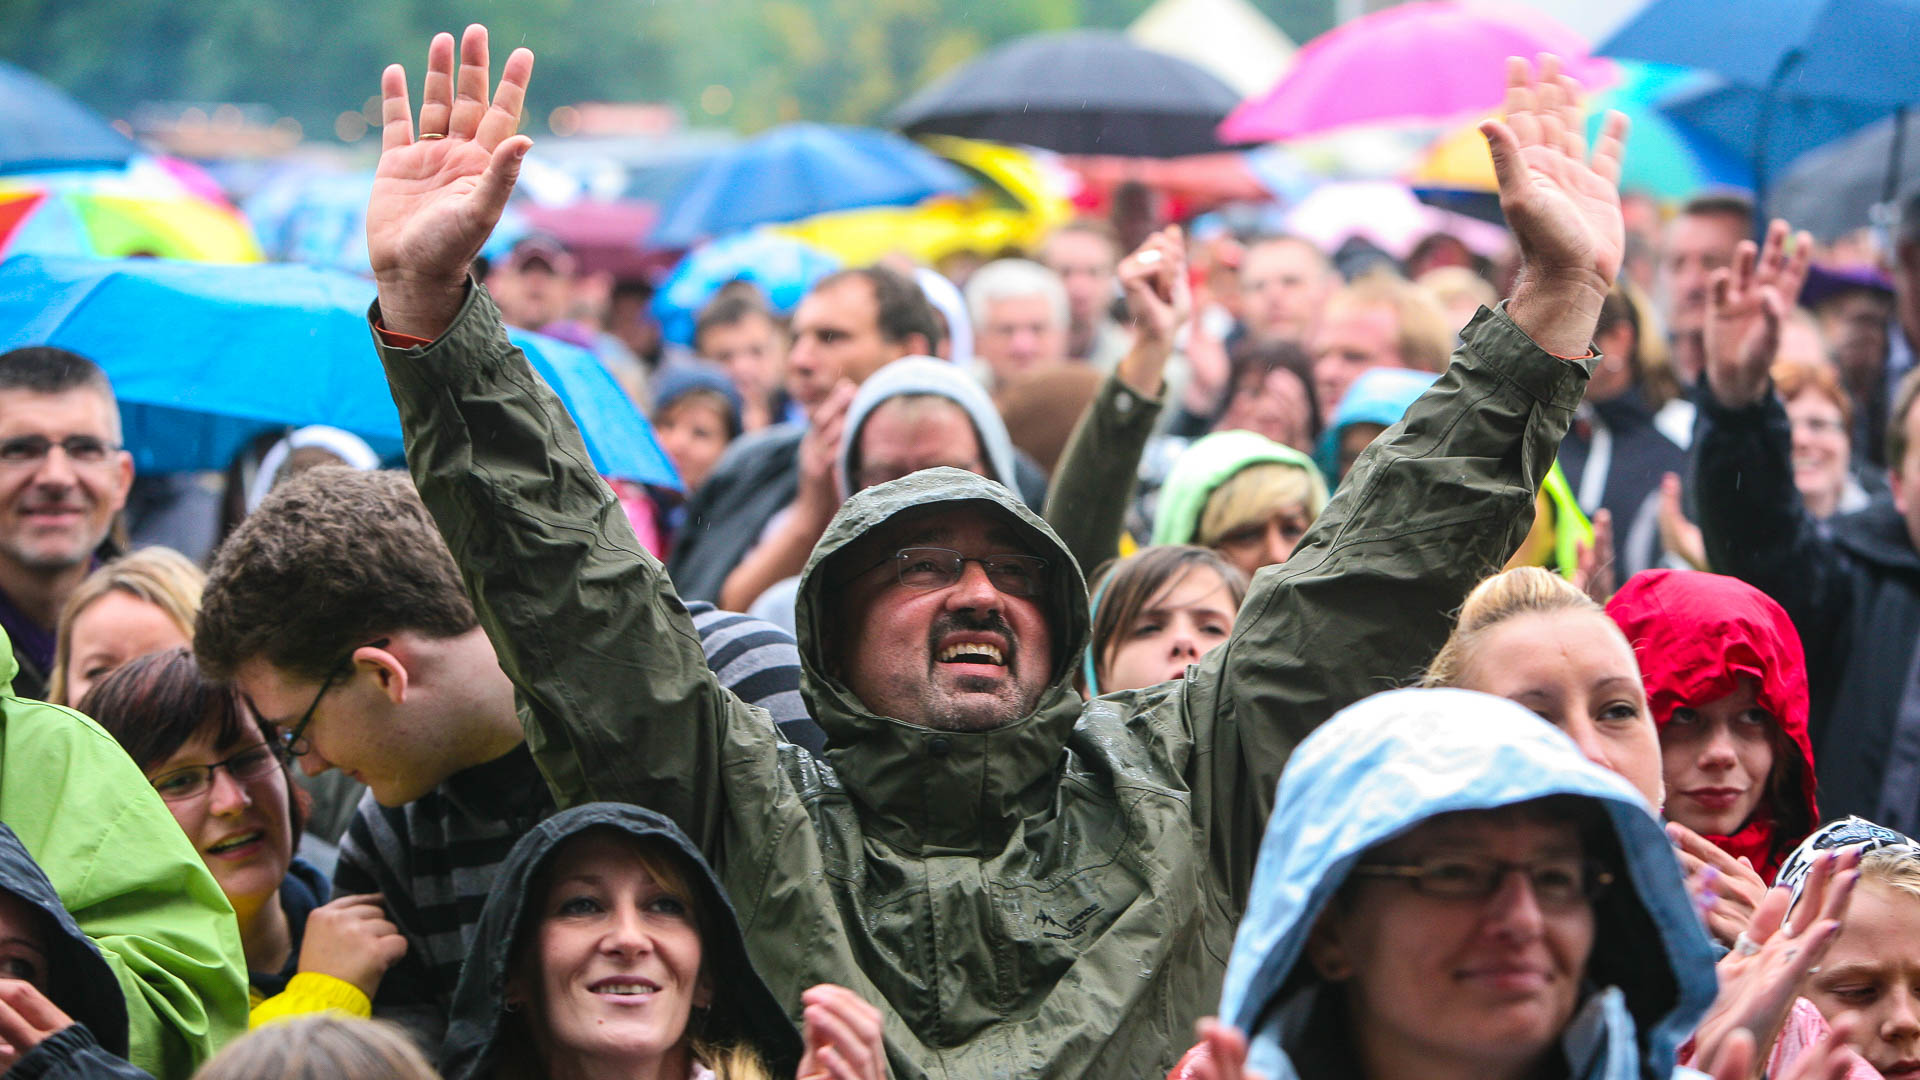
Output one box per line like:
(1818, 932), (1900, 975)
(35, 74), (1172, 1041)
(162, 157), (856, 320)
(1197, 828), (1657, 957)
(333, 602), (818, 1045)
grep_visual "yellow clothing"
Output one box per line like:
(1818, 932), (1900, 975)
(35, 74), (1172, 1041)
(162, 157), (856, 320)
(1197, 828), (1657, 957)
(248, 972), (370, 1028)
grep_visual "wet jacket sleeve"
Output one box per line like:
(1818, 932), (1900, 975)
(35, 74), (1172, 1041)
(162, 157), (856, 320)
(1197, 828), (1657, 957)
(248, 973), (372, 1027)
(0, 707), (250, 1080)
(372, 284), (763, 854)
(1693, 392), (1856, 668)
(8, 1024), (155, 1080)
(1187, 304), (1593, 903)
(1044, 372), (1162, 577)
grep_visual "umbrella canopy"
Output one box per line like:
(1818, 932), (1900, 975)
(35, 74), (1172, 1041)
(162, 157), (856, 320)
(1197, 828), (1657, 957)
(1769, 115), (1920, 242)
(0, 171), (261, 262)
(1283, 181), (1511, 261)
(516, 200), (675, 280)
(651, 229), (840, 348)
(0, 254), (677, 487)
(888, 30), (1244, 158)
(1127, 0), (1296, 98)
(1598, 0), (1920, 110)
(1659, 79), (1891, 181)
(1412, 62), (1752, 200)
(0, 62), (138, 175)
(1220, 1), (1613, 143)
(649, 124), (970, 247)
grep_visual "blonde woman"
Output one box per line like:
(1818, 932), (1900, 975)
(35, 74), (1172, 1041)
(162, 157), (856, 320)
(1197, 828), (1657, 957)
(48, 546), (202, 706)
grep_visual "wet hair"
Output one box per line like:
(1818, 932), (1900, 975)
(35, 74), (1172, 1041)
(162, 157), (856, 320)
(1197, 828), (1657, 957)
(1423, 567), (1602, 688)
(1086, 546), (1249, 690)
(48, 547), (203, 706)
(80, 646), (305, 838)
(693, 291), (784, 356)
(1224, 338), (1322, 442)
(1325, 272), (1454, 374)
(811, 266), (944, 353)
(196, 468), (477, 684)
(1773, 358), (1855, 432)
(1195, 463), (1320, 549)
(1887, 366), (1920, 472)
(194, 1015), (441, 1080)
(1860, 845), (1920, 901)
(496, 828), (771, 1080)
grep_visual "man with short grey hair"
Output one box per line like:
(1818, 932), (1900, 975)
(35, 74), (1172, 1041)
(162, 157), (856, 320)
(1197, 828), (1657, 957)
(0, 346), (133, 700)
(965, 258), (1070, 389)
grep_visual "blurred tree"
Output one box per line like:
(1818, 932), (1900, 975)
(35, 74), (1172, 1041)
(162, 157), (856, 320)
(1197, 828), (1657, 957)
(0, 0), (1319, 140)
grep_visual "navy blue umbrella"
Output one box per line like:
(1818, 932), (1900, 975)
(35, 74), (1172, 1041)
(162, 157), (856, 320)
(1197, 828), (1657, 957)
(649, 123), (969, 247)
(888, 29), (1243, 157)
(0, 62), (138, 175)
(0, 254), (679, 489)
(1659, 79), (1888, 180)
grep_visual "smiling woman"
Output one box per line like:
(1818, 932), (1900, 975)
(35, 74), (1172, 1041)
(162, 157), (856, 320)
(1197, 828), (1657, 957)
(80, 647), (408, 1028)
(440, 803), (807, 1080)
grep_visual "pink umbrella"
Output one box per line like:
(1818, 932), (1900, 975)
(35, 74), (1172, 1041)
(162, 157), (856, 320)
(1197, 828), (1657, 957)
(1218, 1), (1614, 143)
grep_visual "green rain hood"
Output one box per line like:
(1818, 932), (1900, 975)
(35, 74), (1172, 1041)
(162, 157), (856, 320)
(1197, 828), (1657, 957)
(377, 290), (1593, 1080)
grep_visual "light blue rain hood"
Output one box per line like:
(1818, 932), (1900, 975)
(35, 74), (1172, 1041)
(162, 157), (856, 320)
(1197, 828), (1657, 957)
(1218, 688), (1719, 1080)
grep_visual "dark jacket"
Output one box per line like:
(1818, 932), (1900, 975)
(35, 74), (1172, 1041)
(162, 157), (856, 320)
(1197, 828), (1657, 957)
(376, 289), (1592, 1080)
(0, 822), (152, 1080)
(439, 803), (801, 1080)
(1559, 390), (1688, 576)
(1695, 392), (1920, 830)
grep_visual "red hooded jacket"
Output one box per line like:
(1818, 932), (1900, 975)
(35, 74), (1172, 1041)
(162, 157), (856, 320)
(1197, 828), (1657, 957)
(1606, 569), (1819, 883)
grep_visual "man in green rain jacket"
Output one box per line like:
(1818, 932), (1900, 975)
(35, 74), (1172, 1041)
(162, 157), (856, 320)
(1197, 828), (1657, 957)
(362, 29), (1629, 1078)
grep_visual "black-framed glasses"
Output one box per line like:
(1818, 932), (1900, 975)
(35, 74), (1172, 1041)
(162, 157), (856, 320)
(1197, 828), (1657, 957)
(277, 638), (389, 760)
(1348, 854), (1615, 909)
(149, 744), (284, 802)
(859, 547), (1048, 597)
(0, 434), (121, 467)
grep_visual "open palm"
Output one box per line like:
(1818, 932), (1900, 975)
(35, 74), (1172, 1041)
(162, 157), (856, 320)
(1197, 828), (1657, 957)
(365, 26), (532, 335)
(1481, 55), (1628, 294)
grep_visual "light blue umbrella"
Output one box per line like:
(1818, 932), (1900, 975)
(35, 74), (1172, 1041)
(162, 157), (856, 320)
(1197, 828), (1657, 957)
(652, 229), (841, 347)
(0, 254), (678, 489)
(1659, 79), (1891, 184)
(0, 62), (137, 175)
(649, 123), (970, 248)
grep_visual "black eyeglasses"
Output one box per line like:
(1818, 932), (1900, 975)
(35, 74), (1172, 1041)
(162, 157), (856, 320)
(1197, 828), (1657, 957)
(277, 638), (389, 759)
(858, 547), (1048, 598)
(1348, 854), (1615, 910)
(150, 744), (284, 802)
(0, 434), (120, 467)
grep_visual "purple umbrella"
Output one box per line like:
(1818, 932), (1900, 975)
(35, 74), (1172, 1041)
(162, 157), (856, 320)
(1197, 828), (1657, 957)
(1219, 1), (1613, 144)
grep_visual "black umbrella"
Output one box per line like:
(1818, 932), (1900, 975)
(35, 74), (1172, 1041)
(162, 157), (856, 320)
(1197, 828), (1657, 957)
(0, 62), (138, 175)
(1769, 112), (1920, 242)
(887, 29), (1244, 158)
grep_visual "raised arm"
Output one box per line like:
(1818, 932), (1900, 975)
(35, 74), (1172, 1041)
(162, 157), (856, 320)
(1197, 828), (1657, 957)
(1043, 227), (1187, 573)
(364, 27), (758, 846)
(1190, 57), (1628, 878)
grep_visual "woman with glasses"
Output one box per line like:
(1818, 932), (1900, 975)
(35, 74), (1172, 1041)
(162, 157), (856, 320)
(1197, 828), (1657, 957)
(80, 647), (407, 1028)
(1202, 687), (1726, 1080)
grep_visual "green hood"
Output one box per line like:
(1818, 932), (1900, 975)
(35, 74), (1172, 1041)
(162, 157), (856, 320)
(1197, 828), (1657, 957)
(1151, 431), (1330, 547)
(794, 468), (1091, 855)
(0, 620), (18, 695)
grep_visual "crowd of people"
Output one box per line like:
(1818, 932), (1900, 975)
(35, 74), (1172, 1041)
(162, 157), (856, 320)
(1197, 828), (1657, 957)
(2, 22), (1920, 1080)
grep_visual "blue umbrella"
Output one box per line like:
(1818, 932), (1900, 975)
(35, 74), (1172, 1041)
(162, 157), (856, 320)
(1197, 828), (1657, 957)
(652, 229), (841, 347)
(0, 62), (138, 175)
(1598, 0), (1920, 110)
(649, 123), (970, 248)
(1659, 79), (1892, 182)
(0, 254), (678, 489)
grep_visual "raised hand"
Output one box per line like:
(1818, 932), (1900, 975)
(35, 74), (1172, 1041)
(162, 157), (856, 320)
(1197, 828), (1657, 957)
(367, 24), (535, 340)
(1116, 226), (1191, 400)
(1669, 820), (1767, 944)
(795, 984), (888, 1080)
(1705, 219), (1815, 410)
(1691, 847), (1862, 1079)
(1481, 55), (1630, 358)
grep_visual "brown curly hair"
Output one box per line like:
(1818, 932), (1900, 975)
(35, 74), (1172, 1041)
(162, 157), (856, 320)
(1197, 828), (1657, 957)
(196, 467), (476, 683)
